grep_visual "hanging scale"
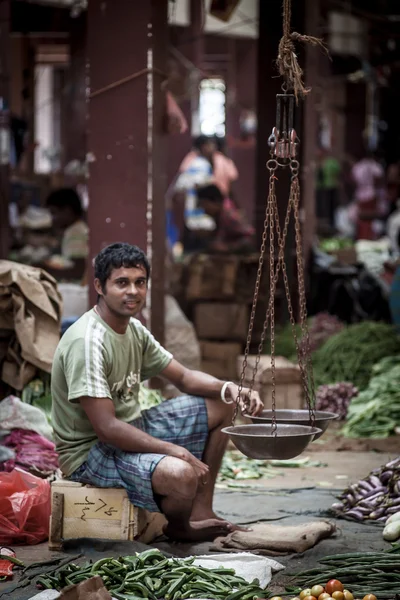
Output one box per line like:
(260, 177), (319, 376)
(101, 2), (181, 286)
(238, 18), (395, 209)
(222, 1), (338, 460)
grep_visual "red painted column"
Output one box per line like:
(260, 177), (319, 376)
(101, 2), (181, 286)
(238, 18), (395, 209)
(63, 12), (87, 166)
(0, 0), (10, 259)
(87, 0), (168, 343)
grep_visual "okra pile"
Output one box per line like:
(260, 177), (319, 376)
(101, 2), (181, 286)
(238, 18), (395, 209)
(36, 548), (269, 600)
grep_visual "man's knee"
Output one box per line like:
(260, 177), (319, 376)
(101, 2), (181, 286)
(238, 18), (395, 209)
(152, 456), (198, 500)
(205, 398), (234, 430)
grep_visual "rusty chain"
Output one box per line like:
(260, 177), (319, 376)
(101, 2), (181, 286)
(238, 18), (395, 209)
(232, 158), (316, 430)
(233, 169), (272, 425)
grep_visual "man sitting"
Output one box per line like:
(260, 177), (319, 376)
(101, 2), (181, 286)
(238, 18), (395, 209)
(51, 242), (263, 541)
(43, 188), (88, 281)
(197, 184), (255, 253)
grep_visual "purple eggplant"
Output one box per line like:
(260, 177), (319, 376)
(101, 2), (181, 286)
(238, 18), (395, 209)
(385, 458), (400, 469)
(369, 474), (384, 488)
(358, 480), (374, 493)
(369, 507), (386, 519)
(344, 509), (365, 521)
(379, 470), (393, 485)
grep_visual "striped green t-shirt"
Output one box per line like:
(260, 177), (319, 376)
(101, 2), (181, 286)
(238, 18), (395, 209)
(51, 309), (172, 476)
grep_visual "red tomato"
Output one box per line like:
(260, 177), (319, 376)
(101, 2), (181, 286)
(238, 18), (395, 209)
(325, 580), (344, 596)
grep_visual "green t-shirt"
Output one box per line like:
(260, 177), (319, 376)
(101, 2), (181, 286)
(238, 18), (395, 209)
(316, 157), (341, 190)
(51, 309), (172, 477)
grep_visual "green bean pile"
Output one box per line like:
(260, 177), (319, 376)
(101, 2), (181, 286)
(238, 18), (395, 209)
(36, 549), (269, 600)
(287, 545), (400, 599)
(312, 322), (400, 390)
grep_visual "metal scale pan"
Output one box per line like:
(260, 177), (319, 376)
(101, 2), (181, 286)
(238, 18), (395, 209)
(222, 424), (322, 460)
(250, 409), (339, 440)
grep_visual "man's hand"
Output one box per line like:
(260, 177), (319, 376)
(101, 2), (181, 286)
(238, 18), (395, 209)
(167, 445), (209, 481)
(225, 384), (264, 416)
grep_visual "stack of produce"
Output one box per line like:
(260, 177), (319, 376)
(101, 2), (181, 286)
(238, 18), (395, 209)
(288, 546), (400, 599)
(331, 457), (400, 522)
(0, 429), (59, 476)
(273, 313), (344, 359)
(35, 549), (269, 599)
(312, 323), (400, 390)
(342, 357), (400, 438)
(315, 383), (358, 420)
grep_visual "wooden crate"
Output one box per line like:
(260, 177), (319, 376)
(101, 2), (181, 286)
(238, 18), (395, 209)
(49, 480), (167, 550)
(194, 303), (249, 341)
(200, 341), (242, 380)
(186, 255), (239, 300)
(237, 355), (303, 410)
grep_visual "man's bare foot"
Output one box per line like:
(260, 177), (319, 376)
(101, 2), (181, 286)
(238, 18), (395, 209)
(190, 509), (251, 532)
(163, 518), (234, 542)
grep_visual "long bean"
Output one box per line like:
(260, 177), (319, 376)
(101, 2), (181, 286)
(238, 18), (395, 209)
(289, 546), (400, 599)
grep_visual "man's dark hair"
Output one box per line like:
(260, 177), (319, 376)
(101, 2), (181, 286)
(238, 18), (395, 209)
(46, 188), (83, 217)
(197, 184), (224, 204)
(193, 135), (212, 151)
(94, 243), (151, 291)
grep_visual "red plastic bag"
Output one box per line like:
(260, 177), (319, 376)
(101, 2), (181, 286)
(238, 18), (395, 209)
(0, 469), (51, 545)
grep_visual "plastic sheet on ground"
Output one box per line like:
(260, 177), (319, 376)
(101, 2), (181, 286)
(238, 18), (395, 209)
(192, 552), (285, 588)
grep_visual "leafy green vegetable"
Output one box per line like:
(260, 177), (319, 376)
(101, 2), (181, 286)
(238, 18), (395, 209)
(342, 359), (400, 438)
(319, 237), (354, 252)
(138, 385), (164, 410)
(22, 376), (52, 425)
(312, 322), (400, 390)
(218, 450), (326, 482)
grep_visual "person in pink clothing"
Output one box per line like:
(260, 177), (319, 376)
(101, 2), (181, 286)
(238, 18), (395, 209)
(351, 152), (386, 240)
(179, 135), (238, 198)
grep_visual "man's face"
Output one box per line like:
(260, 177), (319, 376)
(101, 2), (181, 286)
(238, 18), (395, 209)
(200, 140), (216, 160)
(199, 198), (220, 217)
(95, 265), (148, 318)
(49, 206), (71, 230)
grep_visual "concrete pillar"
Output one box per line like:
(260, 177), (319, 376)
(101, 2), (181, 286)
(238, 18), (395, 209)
(87, 0), (168, 343)
(0, 0), (11, 259)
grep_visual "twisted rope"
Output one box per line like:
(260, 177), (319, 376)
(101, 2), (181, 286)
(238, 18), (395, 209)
(277, 0), (327, 101)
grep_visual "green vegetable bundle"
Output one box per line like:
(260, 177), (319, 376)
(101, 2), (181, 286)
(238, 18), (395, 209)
(287, 545), (400, 599)
(342, 359), (400, 438)
(138, 385), (164, 410)
(36, 549), (269, 600)
(312, 322), (400, 390)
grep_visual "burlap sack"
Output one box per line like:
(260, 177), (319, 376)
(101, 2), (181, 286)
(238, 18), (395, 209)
(0, 261), (62, 389)
(212, 520), (336, 556)
(59, 576), (111, 600)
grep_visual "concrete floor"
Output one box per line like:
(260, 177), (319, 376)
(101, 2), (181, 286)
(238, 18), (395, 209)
(1, 437), (398, 599)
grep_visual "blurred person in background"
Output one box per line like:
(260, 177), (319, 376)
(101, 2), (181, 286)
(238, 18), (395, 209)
(37, 188), (88, 282)
(179, 135), (238, 198)
(351, 152), (386, 240)
(315, 147), (341, 228)
(196, 184), (254, 254)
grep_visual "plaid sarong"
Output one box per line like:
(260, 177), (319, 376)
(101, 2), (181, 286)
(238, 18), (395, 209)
(69, 395), (208, 512)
